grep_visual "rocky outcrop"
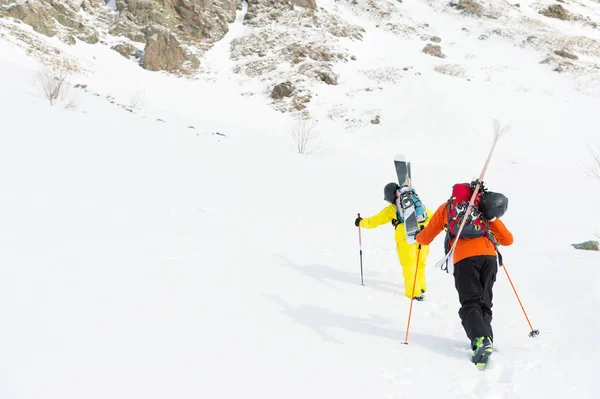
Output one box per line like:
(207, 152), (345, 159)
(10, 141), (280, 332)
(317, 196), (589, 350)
(554, 49), (578, 60)
(271, 81), (296, 99)
(293, 0), (317, 9)
(112, 0), (238, 72)
(571, 241), (599, 251)
(0, 0), (106, 40)
(112, 43), (138, 59)
(449, 0), (483, 17)
(0, 0), (238, 73)
(143, 30), (199, 71)
(113, 0), (237, 42)
(233, 0), (363, 112)
(423, 44), (446, 58)
(539, 4), (570, 21)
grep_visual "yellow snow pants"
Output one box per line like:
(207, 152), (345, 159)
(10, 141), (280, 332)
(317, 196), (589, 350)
(359, 203), (432, 298)
(396, 236), (429, 298)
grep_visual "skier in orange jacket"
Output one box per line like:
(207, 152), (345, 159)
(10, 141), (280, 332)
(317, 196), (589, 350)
(415, 182), (513, 367)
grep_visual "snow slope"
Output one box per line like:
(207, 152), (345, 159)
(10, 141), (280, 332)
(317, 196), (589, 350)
(1, 2), (600, 399)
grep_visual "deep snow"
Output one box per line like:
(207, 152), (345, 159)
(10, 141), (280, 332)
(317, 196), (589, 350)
(1, 2), (599, 398)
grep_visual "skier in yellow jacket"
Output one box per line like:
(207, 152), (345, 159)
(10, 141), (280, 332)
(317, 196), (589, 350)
(355, 183), (432, 300)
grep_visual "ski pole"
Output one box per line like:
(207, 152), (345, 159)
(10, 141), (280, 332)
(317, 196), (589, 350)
(403, 244), (422, 344)
(501, 262), (540, 337)
(357, 213), (364, 286)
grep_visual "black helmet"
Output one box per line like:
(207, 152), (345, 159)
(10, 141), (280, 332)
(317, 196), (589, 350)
(479, 191), (508, 220)
(384, 182), (399, 203)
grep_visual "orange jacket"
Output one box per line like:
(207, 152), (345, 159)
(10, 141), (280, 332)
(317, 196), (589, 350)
(416, 202), (514, 264)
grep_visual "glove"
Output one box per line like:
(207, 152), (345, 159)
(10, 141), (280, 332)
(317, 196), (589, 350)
(414, 225), (425, 240)
(355, 217), (363, 227)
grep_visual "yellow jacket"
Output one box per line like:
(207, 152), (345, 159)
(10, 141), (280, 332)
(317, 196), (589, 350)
(359, 204), (434, 245)
(359, 203), (433, 298)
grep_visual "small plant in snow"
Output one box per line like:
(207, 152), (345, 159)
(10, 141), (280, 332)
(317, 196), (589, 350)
(129, 90), (143, 109)
(585, 142), (600, 181)
(36, 59), (77, 106)
(291, 113), (319, 155)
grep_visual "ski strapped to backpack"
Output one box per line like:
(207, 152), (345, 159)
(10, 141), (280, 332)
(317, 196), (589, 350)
(441, 181), (503, 272)
(434, 119), (510, 270)
(393, 154), (427, 244)
(394, 188), (427, 225)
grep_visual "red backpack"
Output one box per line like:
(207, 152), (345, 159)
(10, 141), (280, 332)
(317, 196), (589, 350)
(445, 182), (489, 239)
(441, 182), (503, 272)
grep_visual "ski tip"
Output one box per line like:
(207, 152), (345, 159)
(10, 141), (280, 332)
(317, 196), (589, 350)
(493, 119), (500, 134)
(500, 124), (511, 137)
(393, 153), (407, 162)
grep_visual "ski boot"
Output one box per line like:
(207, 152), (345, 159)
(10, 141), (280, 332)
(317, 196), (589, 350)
(413, 290), (425, 301)
(471, 336), (493, 370)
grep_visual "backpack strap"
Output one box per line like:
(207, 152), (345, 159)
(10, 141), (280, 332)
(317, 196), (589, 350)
(394, 201), (404, 225)
(441, 198), (506, 272)
(485, 231), (504, 267)
(441, 199), (453, 273)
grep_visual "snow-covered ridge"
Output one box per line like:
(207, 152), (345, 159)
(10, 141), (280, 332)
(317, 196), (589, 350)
(3, 0), (600, 115)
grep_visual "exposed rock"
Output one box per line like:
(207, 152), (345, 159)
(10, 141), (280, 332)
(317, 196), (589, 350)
(0, 0), (107, 43)
(77, 31), (100, 45)
(317, 70), (338, 85)
(423, 44), (446, 58)
(371, 115), (381, 124)
(232, 0), (363, 113)
(554, 50), (578, 60)
(1, 0), (238, 72)
(284, 43), (347, 63)
(109, 24), (146, 44)
(1, 2), (59, 37)
(430, 36), (442, 43)
(63, 35), (77, 46)
(293, 0), (317, 9)
(571, 241), (599, 251)
(272, 81), (296, 99)
(143, 30), (189, 72)
(288, 95), (309, 111)
(449, 0), (483, 16)
(539, 4), (570, 20)
(243, 0), (364, 39)
(112, 43), (138, 58)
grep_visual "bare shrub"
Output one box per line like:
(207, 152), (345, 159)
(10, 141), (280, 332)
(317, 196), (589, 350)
(36, 59), (77, 105)
(129, 90), (142, 109)
(291, 113), (319, 155)
(585, 141), (600, 181)
(38, 67), (68, 105)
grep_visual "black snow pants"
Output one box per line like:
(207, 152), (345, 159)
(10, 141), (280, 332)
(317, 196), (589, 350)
(453, 255), (498, 349)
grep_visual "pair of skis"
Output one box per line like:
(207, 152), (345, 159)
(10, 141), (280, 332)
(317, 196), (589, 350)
(434, 119), (510, 272)
(393, 154), (419, 244)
